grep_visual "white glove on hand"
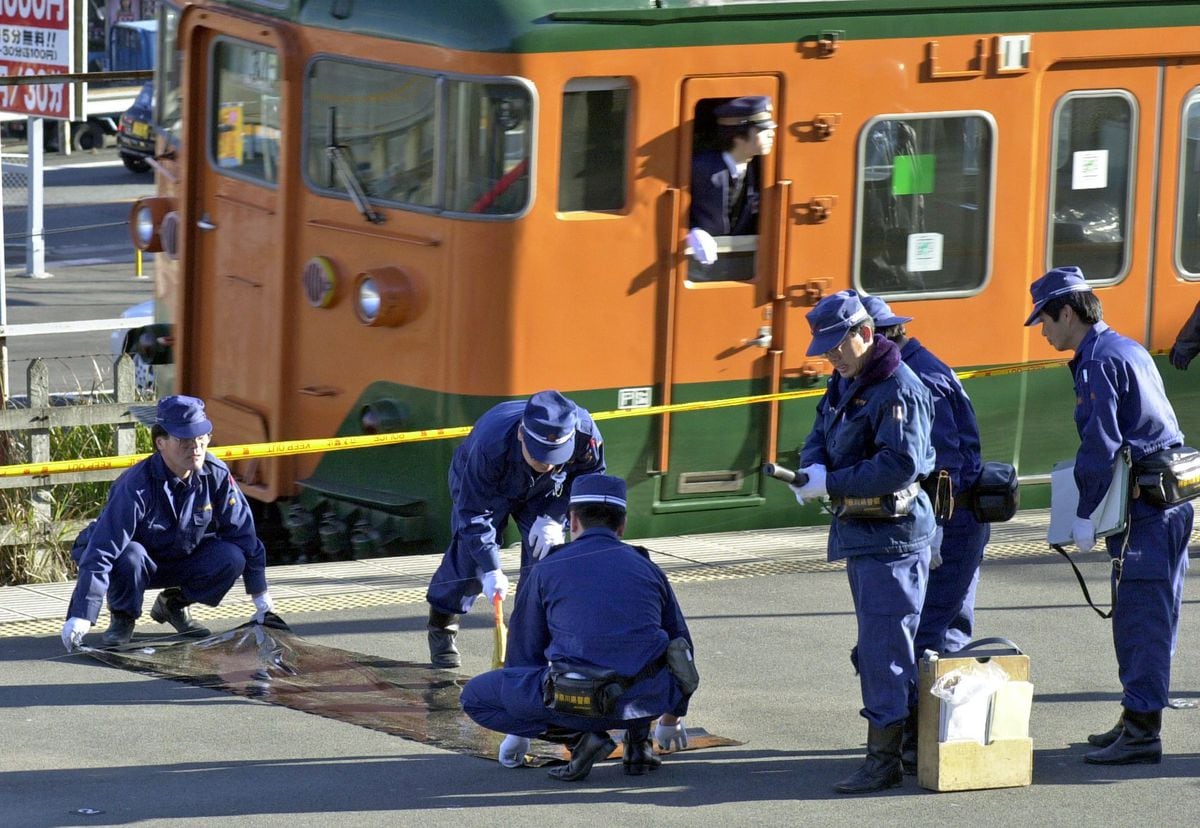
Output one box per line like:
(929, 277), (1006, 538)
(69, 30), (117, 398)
(929, 526), (944, 570)
(686, 228), (718, 265)
(481, 569), (509, 601)
(790, 483), (807, 506)
(498, 734), (530, 768)
(528, 514), (565, 561)
(61, 617), (91, 652)
(252, 591), (275, 624)
(1072, 517), (1096, 554)
(793, 464), (828, 500)
(655, 719), (688, 752)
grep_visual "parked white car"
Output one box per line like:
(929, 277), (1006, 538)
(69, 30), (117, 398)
(110, 299), (156, 391)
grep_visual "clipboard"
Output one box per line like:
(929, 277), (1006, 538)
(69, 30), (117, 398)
(1047, 449), (1131, 545)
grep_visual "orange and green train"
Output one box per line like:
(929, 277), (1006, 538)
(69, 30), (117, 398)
(131, 0), (1200, 556)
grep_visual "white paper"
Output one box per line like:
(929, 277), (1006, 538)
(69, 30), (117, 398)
(1072, 150), (1109, 190)
(906, 232), (944, 273)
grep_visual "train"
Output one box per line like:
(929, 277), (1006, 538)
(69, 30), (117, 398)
(128, 0), (1200, 558)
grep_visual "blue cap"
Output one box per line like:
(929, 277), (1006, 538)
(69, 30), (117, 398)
(805, 290), (871, 356)
(155, 395), (213, 439)
(714, 96), (777, 130)
(570, 473), (627, 510)
(522, 390), (579, 466)
(861, 294), (913, 328)
(1024, 266), (1091, 325)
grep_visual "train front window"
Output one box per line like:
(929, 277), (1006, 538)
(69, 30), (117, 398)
(1177, 91), (1200, 278)
(443, 80), (532, 215)
(155, 1), (183, 146)
(209, 40), (281, 184)
(855, 113), (994, 296)
(1047, 91), (1135, 283)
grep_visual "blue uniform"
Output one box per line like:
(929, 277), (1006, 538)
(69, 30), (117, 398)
(900, 337), (991, 655)
(460, 527), (691, 737)
(425, 400), (604, 616)
(800, 335), (935, 727)
(67, 453), (267, 622)
(1070, 322), (1193, 713)
(690, 150), (761, 237)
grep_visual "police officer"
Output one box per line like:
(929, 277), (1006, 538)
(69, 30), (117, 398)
(1025, 266), (1193, 765)
(793, 290), (935, 793)
(862, 294), (990, 772)
(1168, 299), (1200, 370)
(460, 473), (694, 782)
(425, 390), (604, 668)
(59, 395), (273, 651)
(687, 95), (776, 266)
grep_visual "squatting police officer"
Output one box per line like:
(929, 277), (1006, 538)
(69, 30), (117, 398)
(792, 290), (935, 794)
(424, 390), (604, 668)
(60, 395), (273, 651)
(1026, 266), (1193, 765)
(460, 473), (694, 782)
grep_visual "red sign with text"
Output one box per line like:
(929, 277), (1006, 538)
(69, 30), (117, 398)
(0, 0), (73, 119)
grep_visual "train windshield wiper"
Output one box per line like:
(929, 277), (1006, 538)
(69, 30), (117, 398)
(325, 106), (384, 224)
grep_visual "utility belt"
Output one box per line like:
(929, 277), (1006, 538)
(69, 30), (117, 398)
(543, 638), (699, 718)
(917, 462), (1020, 524)
(830, 481), (922, 520)
(1132, 446), (1200, 507)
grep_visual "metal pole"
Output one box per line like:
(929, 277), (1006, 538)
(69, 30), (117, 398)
(24, 117), (49, 280)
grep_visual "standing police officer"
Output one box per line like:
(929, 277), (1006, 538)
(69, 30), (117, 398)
(425, 390), (604, 668)
(1168, 299), (1200, 370)
(1026, 266), (1193, 765)
(60, 395), (273, 650)
(793, 290), (935, 793)
(460, 473), (694, 782)
(861, 294), (990, 771)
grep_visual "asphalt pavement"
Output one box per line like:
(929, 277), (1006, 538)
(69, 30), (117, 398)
(2, 512), (1198, 828)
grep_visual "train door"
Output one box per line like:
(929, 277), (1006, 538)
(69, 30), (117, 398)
(180, 15), (289, 498)
(658, 75), (781, 508)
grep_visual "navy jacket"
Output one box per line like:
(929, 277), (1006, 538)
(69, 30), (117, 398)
(1070, 322), (1184, 516)
(68, 453), (267, 621)
(801, 336), (936, 559)
(690, 150), (761, 236)
(900, 337), (984, 494)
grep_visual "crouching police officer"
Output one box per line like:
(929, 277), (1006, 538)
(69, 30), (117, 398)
(1026, 267), (1193, 765)
(793, 290), (936, 793)
(60, 395), (273, 651)
(460, 473), (696, 782)
(425, 390), (604, 668)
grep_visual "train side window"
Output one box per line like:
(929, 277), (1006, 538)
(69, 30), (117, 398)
(443, 80), (533, 216)
(210, 40), (281, 184)
(1177, 91), (1200, 279)
(558, 78), (630, 213)
(305, 60), (438, 208)
(855, 113), (994, 296)
(1047, 91), (1136, 283)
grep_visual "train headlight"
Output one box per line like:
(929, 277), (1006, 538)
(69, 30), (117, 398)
(353, 267), (423, 327)
(128, 197), (174, 253)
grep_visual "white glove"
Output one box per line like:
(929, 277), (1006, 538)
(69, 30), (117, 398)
(790, 483), (807, 506)
(655, 719), (688, 752)
(252, 591), (275, 624)
(61, 617), (91, 652)
(529, 514), (565, 561)
(686, 227), (718, 265)
(1072, 517), (1096, 554)
(929, 526), (944, 570)
(481, 569), (509, 601)
(498, 734), (530, 768)
(793, 464), (828, 500)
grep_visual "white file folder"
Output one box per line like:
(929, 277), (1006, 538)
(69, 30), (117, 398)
(1048, 451), (1130, 545)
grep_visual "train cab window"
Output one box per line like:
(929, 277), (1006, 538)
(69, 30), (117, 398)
(443, 80), (533, 215)
(1177, 91), (1200, 278)
(558, 78), (630, 212)
(1048, 92), (1135, 282)
(855, 113), (994, 296)
(155, 1), (183, 146)
(210, 40), (281, 184)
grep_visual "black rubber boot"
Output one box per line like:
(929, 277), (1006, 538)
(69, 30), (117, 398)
(834, 722), (905, 794)
(548, 732), (616, 782)
(1084, 708), (1162, 765)
(1087, 716), (1124, 748)
(149, 588), (211, 637)
(102, 611), (136, 647)
(426, 608), (461, 668)
(900, 707), (919, 775)
(622, 723), (662, 776)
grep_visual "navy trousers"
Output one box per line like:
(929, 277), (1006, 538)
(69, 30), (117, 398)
(107, 538), (246, 618)
(915, 511), (990, 655)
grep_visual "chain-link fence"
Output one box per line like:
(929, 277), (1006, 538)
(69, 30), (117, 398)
(1, 153), (30, 208)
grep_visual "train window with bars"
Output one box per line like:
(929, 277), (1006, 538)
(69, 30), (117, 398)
(1048, 91), (1136, 283)
(855, 113), (994, 296)
(210, 40), (281, 184)
(303, 60), (533, 217)
(1177, 91), (1200, 278)
(558, 78), (630, 212)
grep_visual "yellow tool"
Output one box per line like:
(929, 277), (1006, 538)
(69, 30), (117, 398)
(492, 593), (507, 669)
